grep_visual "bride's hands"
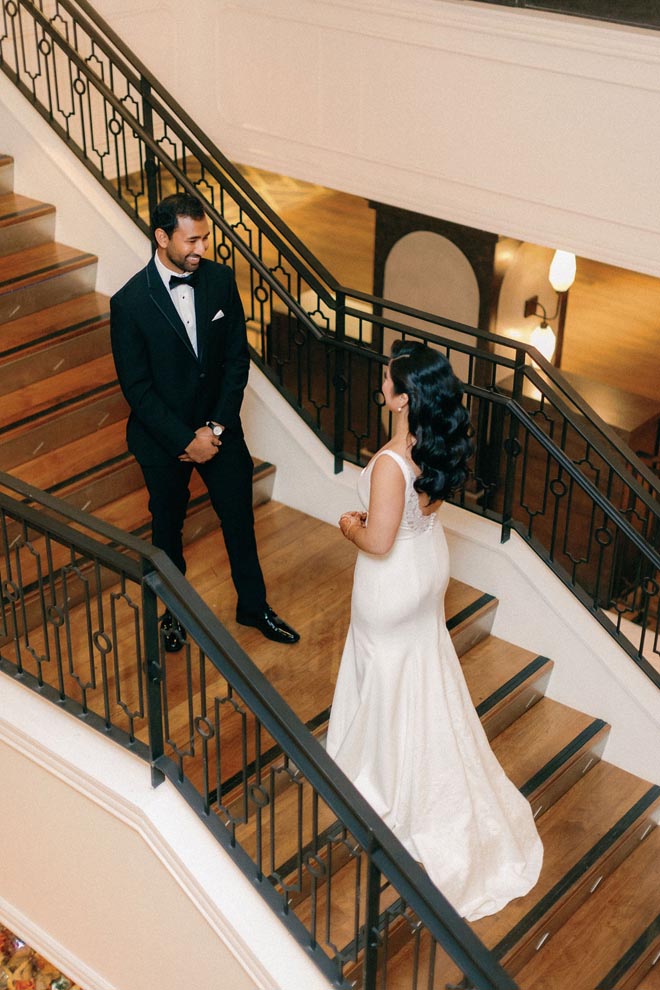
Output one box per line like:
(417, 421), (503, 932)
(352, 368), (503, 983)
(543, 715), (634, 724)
(339, 511), (367, 541)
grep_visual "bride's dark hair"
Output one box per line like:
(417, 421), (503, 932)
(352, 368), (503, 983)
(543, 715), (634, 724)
(389, 340), (472, 503)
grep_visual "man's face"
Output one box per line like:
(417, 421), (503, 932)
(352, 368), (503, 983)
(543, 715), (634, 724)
(155, 214), (211, 272)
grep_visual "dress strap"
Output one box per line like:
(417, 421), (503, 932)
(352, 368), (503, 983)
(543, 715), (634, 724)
(371, 449), (415, 483)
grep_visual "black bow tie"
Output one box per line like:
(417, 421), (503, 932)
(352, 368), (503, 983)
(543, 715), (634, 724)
(169, 270), (199, 290)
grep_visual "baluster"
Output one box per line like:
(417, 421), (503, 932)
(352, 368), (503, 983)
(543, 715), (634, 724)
(333, 290), (347, 474)
(501, 349), (526, 543)
(362, 830), (382, 990)
(140, 74), (159, 224)
(142, 571), (164, 786)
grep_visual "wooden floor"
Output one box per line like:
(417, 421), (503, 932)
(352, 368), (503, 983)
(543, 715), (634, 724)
(238, 163), (660, 403)
(183, 499), (356, 719)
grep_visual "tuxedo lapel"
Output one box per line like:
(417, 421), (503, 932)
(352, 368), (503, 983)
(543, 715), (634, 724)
(194, 261), (213, 365)
(145, 258), (198, 359)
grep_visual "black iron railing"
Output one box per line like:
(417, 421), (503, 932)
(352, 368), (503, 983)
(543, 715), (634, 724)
(1, 2), (660, 984)
(0, 470), (518, 990)
(1, 0), (657, 688)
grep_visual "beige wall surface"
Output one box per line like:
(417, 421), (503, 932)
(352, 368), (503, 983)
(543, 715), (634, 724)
(91, 0), (660, 277)
(0, 677), (334, 990)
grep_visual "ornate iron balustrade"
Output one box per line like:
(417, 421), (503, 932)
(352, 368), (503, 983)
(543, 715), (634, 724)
(0, 470), (518, 990)
(1, 2), (659, 985)
(1, 3), (658, 677)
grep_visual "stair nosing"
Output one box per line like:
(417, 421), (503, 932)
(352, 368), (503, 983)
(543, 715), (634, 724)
(492, 783), (660, 961)
(446, 592), (496, 632)
(0, 379), (119, 436)
(0, 249), (97, 293)
(597, 909), (660, 990)
(0, 310), (110, 361)
(519, 717), (609, 797)
(475, 654), (550, 718)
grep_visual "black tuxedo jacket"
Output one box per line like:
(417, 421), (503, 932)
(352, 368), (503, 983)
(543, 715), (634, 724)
(110, 256), (250, 466)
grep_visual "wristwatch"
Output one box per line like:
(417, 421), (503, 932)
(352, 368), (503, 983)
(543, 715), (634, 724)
(206, 421), (225, 438)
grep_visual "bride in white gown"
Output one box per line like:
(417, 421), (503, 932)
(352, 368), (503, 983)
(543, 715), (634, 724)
(326, 341), (543, 922)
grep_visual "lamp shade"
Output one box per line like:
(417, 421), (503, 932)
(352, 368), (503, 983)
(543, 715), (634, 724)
(548, 250), (576, 292)
(531, 322), (556, 362)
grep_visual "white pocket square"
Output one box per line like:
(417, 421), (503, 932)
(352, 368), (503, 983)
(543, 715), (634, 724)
(212, 309), (224, 321)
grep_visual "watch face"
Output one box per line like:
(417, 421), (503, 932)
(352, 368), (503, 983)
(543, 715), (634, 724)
(213, 425), (224, 436)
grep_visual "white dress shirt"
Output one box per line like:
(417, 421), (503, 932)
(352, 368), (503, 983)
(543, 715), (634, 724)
(154, 252), (198, 356)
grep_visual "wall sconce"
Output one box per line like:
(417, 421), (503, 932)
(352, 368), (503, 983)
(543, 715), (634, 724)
(524, 250), (576, 366)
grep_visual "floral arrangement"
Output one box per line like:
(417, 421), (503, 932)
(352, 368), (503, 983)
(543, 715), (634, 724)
(0, 925), (82, 990)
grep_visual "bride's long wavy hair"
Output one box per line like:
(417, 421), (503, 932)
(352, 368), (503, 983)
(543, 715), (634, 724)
(388, 340), (472, 503)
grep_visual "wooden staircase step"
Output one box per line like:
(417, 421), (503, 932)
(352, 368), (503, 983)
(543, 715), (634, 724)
(0, 242), (97, 322)
(479, 765), (659, 973)
(491, 697), (609, 819)
(461, 634), (553, 739)
(0, 458), (277, 617)
(417, 762), (660, 986)
(515, 824), (660, 990)
(0, 292), (109, 357)
(0, 321), (111, 396)
(0, 352), (117, 429)
(0, 155), (13, 195)
(0, 388), (127, 472)
(633, 945), (660, 990)
(445, 578), (498, 656)
(12, 419), (130, 493)
(0, 192), (55, 256)
(227, 640), (556, 920)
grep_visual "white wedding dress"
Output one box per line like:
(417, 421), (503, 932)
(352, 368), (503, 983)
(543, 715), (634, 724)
(326, 450), (543, 922)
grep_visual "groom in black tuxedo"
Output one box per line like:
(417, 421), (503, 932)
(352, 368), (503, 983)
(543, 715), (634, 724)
(110, 192), (299, 648)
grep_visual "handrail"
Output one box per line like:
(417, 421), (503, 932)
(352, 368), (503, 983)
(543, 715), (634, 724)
(60, 0), (340, 298)
(1, 3), (659, 983)
(0, 469), (517, 989)
(4, 0), (657, 499)
(1, 0), (656, 671)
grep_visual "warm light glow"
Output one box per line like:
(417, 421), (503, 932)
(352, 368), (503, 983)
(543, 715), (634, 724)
(530, 322), (556, 362)
(548, 250), (576, 292)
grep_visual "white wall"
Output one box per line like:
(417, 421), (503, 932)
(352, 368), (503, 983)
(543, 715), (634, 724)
(0, 676), (333, 990)
(89, 0), (660, 277)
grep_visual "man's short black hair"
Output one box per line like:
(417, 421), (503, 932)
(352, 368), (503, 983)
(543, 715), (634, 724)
(151, 193), (206, 237)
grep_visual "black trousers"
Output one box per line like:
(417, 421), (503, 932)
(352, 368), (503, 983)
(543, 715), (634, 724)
(140, 432), (267, 615)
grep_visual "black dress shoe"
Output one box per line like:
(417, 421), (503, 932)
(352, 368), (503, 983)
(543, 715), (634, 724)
(235, 604), (300, 644)
(160, 610), (187, 653)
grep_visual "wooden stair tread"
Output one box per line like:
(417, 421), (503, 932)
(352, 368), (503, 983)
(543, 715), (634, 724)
(0, 191), (54, 227)
(461, 634), (547, 708)
(460, 635), (543, 696)
(0, 292), (109, 356)
(12, 419), (129, 491)
(446, 581), (498, 656)
(0, 322), (111, 398)
(0, 242), (96, 295)
(640, 956), (660, 990)
(490, 696), (600, 791)
(516, 825), (660, 990)
(0, 352), (117, 427)
(444, 577), (490, 618)
(468, 761), (658, 953)
(0, 389), (127, 472)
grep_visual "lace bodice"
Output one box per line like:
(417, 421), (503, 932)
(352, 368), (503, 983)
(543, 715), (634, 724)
(357, 449), (436, 538)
